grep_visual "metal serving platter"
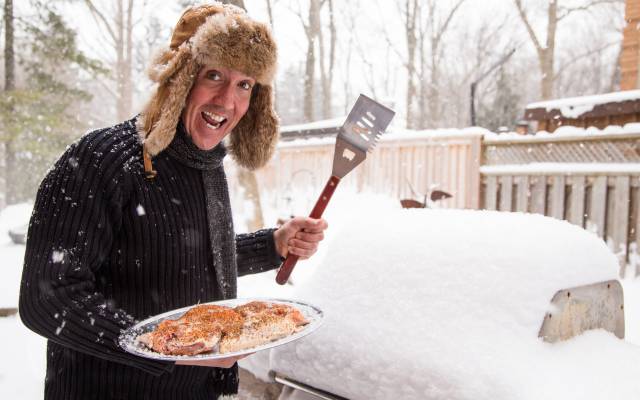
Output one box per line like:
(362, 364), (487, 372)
(119, 298), (324, 361)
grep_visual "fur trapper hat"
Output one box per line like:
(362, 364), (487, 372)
(138, 2), (279, 175)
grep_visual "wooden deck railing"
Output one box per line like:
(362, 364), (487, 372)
(238, 129), (640, 277)
(480, 164), (640, 276)
(481, 132), (640, 277)
(252, 131), (483, 214)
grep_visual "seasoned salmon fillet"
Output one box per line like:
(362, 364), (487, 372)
(220, 301), (308, 353)
(138, 302), (308, 356)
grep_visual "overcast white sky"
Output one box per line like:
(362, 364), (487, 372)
(12, 0), (624, 126)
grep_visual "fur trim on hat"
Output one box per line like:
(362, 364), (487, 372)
(191, 11), (277, 85)
(138, 2), (278, 171)
(229, 84), (278, 170)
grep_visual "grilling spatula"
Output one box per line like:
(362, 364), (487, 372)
(275, 94), (395, 285)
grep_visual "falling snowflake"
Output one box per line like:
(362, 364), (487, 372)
(51, 250), (65, 263)
(55, 320), (66, 335)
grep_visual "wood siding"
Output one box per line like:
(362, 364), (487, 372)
(621, 0), (640, 90)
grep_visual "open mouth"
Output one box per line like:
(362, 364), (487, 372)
(201, 111), (227, 130)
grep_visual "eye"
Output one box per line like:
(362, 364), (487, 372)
(239, 81), (253, 91)
(205, 70), (222, 81)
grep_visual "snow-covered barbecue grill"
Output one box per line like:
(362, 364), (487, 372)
(240, 195), (639, 400)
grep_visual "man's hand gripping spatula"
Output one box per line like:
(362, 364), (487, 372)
(275, 94), (395, 285)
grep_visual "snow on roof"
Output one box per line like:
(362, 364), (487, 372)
(241, 195), (639, 400)
(480, 163), (640, 175)
(526, 90), (640, 119)
(385, 127), (488, 141)
(280, 117), (345, 133)
(278, 127), (486, 148)
(279, 121), (640, 149)
(484, 123), (640, 143)
(277, 136), (335, 148)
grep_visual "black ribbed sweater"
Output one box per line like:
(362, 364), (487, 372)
(19, 118), (282, 399)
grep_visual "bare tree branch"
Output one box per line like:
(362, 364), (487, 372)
(556, 40), (618, 77)
(558, 0), (623, 21)
(83, 0), (118, 43)
(513, 0), (542, 54)
(286, 2), (309, 36)
(265, 0), (275, 27)
(433, 0), (466, 47)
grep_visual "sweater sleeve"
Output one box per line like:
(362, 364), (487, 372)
(19, 131), (174, 376)
(235, 228), (283, 277)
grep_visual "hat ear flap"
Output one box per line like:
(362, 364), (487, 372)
(229, 84), (279, 170)
(147, 47), (191, 83)
(138, 57), (199, 156)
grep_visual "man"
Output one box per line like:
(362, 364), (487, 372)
(19, 3), (327, 399)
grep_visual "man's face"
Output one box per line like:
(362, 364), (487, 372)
(181, 66), (256, 150)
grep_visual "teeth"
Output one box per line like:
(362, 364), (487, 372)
(204, 111), (225, 122)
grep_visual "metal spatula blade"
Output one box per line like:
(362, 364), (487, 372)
(276, 94), (395, 285)
(332, 95), (395, 178)
(340, 94), (395, 152)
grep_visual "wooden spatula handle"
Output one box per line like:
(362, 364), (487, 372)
(275, 175), (341, 285)
(275, 253), (300, 285)
(309, 175), (341, 218)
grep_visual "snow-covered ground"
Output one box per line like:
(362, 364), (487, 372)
(0, 203), (32, 309)
(2, 195), (640, 399)
(0, 203), (46, 398)
(240, 195), (640, 400)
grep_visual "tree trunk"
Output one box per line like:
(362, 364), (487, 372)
(83, 0), (135, 122)
(303, 39), (315, 121)
(303, 0), (321, 122)
(264, 0), (277, 112)
(124, 0), (134, 118)
(513, 0), (557, 100)
(318, 14), (327, 119)
(420, 0), (465, 128)
(327, 0), (336, 118)
(5, 141), (15, 205)
(404, 0), (418, 129)
(4, 0), (14, 92)
(224, 0), (265, 232)
(417, 21), (427, 129)
(115, 1), (125, 121)
(541, 0), (557, 100)
(4, 0), (15, 207)
(428, 35), (440, 127)
(237, 168), (264, 231)
(319, 0), (336, 119)
(610, 44), (622, 92)
(115, 0), (134, 121)
(265, 0), (273, 24)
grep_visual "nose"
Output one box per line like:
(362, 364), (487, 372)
(213, 82), (235, 111)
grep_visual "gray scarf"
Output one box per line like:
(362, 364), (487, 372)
(165, 123), (237, 299)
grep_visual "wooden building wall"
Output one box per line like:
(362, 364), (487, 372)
(621, 0), (640, 90)
(535, 113), (640, 133)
